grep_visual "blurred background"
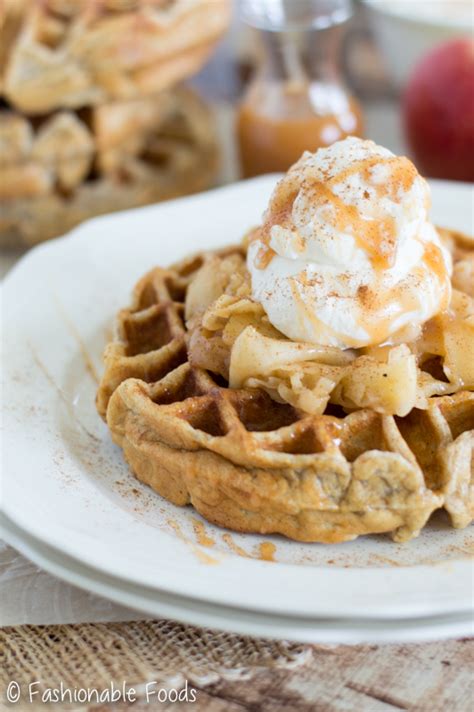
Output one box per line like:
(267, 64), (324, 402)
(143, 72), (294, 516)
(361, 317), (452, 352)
(0, 0), (473, 261)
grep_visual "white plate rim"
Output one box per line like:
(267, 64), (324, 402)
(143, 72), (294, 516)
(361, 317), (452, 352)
(2, 513), (472, 644)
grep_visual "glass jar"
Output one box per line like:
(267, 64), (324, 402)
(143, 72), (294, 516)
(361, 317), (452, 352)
(237, 0), (364, 177)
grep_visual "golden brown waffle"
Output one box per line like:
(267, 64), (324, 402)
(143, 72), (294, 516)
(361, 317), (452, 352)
(0, 0), (231, 113)
(0, 87), (218, 246)
(97, 234), (474, 544)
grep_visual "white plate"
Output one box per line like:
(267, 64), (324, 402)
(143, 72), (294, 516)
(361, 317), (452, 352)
(2, 512), (472, 644)
(2, 177), (474, 633)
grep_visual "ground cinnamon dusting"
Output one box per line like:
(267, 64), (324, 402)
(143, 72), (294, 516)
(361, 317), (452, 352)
(357, 284), (375, 308)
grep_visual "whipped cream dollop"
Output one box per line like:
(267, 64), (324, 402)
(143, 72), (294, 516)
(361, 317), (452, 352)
(247, 137), (452, 348)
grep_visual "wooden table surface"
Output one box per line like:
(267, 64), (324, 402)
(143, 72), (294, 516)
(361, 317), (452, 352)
(88, 640), (473, 711)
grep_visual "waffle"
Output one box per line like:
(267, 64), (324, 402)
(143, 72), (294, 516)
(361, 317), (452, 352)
(97, 233), (474, 544)
(0, 86), (219, 246)
(0, 0), (231, 113)
(184, 239), (474, 420)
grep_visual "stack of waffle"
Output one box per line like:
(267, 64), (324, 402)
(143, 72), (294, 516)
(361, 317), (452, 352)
(0, 0), (231, 246)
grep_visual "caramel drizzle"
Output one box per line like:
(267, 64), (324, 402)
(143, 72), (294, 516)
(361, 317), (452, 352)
(423, 242), (452, 310)
(191, 517), (216, 548)
(254, 155), (418, 271)
(288, 240), (450, 347)
(254, 177), (300, 269)
(256, 243), (276, 269)
(250, 151), (450, 345)
(423, 241), (450, 284)
(258, 542), (276, 562)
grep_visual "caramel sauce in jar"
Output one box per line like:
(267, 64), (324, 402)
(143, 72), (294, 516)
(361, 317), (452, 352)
(238, 81), (364, 177)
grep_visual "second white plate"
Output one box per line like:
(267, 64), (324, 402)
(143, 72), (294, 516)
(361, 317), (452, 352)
(2, 513), (472, 643)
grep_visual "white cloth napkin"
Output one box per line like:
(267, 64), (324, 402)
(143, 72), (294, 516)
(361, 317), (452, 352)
(0, 541), (144, 626)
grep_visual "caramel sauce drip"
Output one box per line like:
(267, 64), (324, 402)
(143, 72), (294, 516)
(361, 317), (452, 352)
(248, 148), (450, 347)
(355, 278), (423, 347)
(167, 518), (219, 565)
(286, 242), (449, 348)
(253, 181), (299, 268)
(258, 542), (276, 562)
(424, 242), (452, 312)
(424, 242), (451, 287)
(222, 533), (251, 558)
(254, 155), (419, 271)
(191, 517), (216, 548)
(306, 181), (398, 269)
(256, 244), (277, 269)
(329, 155), (417, 201)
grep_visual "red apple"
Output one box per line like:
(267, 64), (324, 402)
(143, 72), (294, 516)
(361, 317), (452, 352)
(403, 38), (474, 181)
